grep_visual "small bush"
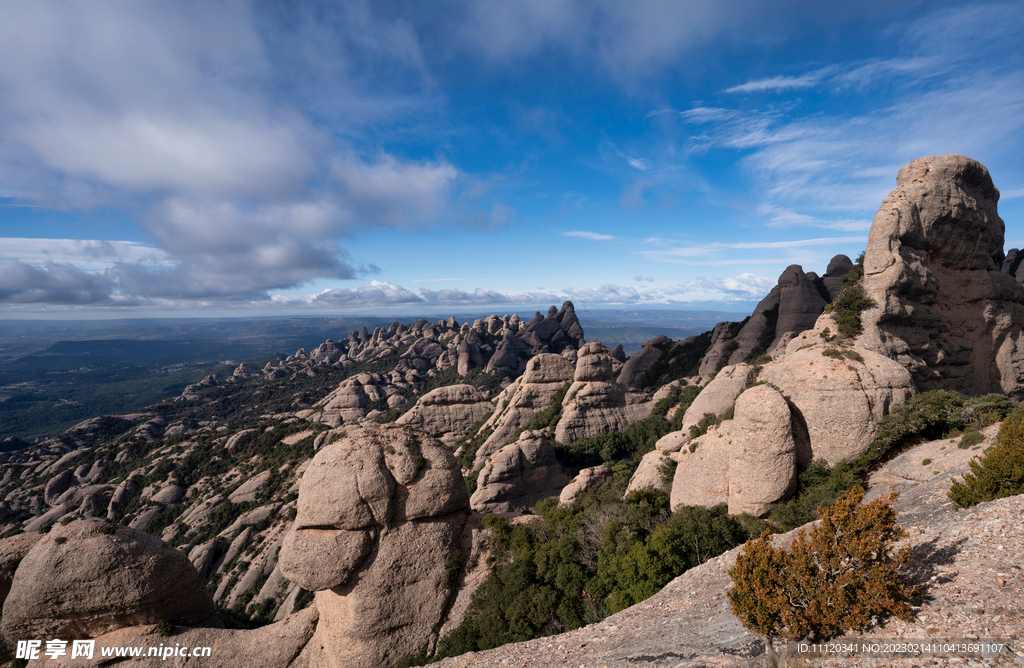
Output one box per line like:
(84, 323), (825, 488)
(921, 458), (932, 466)
(729, 487), (914, 644)
(54, 537), (67, 545)
(157, 619), (177, 637)
(948, 408), (1024, 508)
(823, 285), (875, 338)
(958, 429), (984, 449)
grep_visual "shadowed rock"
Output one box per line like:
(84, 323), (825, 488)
(859, 154), (1024, 397)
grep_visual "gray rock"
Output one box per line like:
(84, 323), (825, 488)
(859, 154), (1024, 398)
(471, 431), (571, 514)
(1, 519), (215, 643)
(279, 424), (469, 668)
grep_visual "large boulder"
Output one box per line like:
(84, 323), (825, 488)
(858, 154), (1024, 397)
(670, 384), (797, 516)
(278, 424), (469, 668)
(314, 373), (389, 426)
(470, 431), (571, 514)
(769, 338), (916, 464)
(554, 342), (652, 444)
(396, 384), (494, 446)
(559, 465), (612, 505)
(678, 363), (756, 437)
(0, 519), (215, 644)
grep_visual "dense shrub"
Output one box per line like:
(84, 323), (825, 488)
(948, 407), (1024, 508)
(823, 285), (875, 338)
(554, 414), (674, 468)
(958, 429), (984, 449)
(729, 487), (914, 645)
(431, 484), (754, 661)
(768, 460), (860, 531)
(858, 390), (1015, 470)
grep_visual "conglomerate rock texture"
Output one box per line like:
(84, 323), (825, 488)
(859, 153), (1024, 397)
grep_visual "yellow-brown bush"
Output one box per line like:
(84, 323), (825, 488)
(727, 487), (915, 643)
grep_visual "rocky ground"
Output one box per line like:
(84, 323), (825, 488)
(434, 442), (1024, 668)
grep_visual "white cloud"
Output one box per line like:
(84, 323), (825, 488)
(642, 236), (867, 262)
(0, 1), (461, 305)
(757, 205), (870, 231)
(563, 231), (616, 241)
(0, 238), (174, 270)
(627, 157), (652, 171)
(309, 281), (423, 308)
(724, 67), (836, 93)
(1002, 187), (1024, 200)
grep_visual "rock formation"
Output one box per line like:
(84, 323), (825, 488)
(470, 431), (570, 514)
(1, 519), (215, 644)
(554, 341), (652, 444)
(559, 465), (612, 505)
(278, 424), (470, 668)
(670, 384), (797, 515)
(766, 338), (915, 464)
(675, 363), (755, 439)
(858, 153), (1024, 398)
(471, 354), (576, 470)
(395, 385), (494, 447)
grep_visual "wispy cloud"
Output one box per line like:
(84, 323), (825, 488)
(627, 157), (652, 171)
(563, 230), (616, 241)
(724, 66), (837, 93)
(757, 205), (870, 231)
(641, 236), (867, 265)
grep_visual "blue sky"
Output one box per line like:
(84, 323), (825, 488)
(1, 0), (1023, 317)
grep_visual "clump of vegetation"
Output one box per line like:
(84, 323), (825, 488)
(768, 460), (860, 532)
(948, 407), (1024, 508)
(430, 481), (757, 662)
(823, 285), (875, 338)
(454, 415), (494, 469)
(857, 390), (1014, 471)
(821, 347), (863, 363)
(156, 619), (177, 637)
(958, 429), (984, 448)
(729, 487), (915, 648)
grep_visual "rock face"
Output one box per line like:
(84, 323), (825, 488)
(670, 384), (797, 516)
(765, 341), (915, 465)
(315, 373), (389, 426)
(858, 154), (1024, 398)
(559, 465), (612, 505)
(278, 424), (469, 668)
(472, 354), (575, 470)
(396, 385), (494, 446)
(470, 431), (571, 514)
(0, 519), (215, 644)
(554, 342), (652, 444)
(616, 335), (670, 387)
(624, 450), (674, 496)
(678, 363), (755, 436)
